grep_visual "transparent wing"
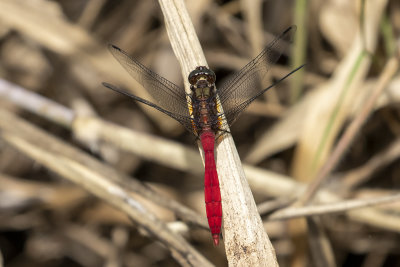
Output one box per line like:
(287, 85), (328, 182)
(217, 26), (298, 126)
(103, 82), (196, 134)
(222, 65), (304, 127)
(108, 44), (191, 119)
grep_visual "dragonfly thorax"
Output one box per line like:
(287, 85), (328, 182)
(188, 66), (216, 99)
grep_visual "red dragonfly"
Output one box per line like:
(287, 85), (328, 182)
(103, 26), (303, 245)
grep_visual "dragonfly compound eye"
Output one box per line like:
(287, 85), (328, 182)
(188, 66), (216, 85)
(206, 70), (216, 84)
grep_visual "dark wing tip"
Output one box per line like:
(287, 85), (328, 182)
(281, 25), (297, 43)
(101, 82), (137, 100)
(102, 82), (111, 88)
(299, 63), (307, 69)
(102, 82), (124, 95)
(285, 25), (297, 33)
(107, 44), (122, 52)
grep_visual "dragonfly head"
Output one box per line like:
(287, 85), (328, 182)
(188, 66), (216, 89)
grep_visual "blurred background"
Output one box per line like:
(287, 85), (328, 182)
(0, 0), (400, 266)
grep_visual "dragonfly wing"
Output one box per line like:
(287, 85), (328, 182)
(217, 26), (298, 126)
(108, 44), (190, 119)
(103, 82), (196, 135)
(222, 64), (304, 125)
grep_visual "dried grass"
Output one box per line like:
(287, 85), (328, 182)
(0, 0), (399, 266)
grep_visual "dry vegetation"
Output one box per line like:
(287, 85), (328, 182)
(0, 0), (400, 266)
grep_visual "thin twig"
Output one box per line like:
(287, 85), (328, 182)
(270, 193), (400, 221)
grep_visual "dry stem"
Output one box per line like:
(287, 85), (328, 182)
(159, 0), (278, 265)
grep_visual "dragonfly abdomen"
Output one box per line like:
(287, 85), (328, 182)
(200, 131), (222, 246)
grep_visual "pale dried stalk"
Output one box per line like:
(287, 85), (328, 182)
(269, 193), (400, 221)
(348, 205), (400, 232)
(158, 0), (278, 265)
(241, 0), (264, 56)
(0, 79), (74, 128)
(0, 108), (212, 267)
(77, 0), (106, 29)
(73, 116), (204, 175)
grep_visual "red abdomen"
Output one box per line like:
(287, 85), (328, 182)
(200, 131), (222, 246)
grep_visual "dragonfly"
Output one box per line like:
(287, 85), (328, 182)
(103, 26), (303, 246)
